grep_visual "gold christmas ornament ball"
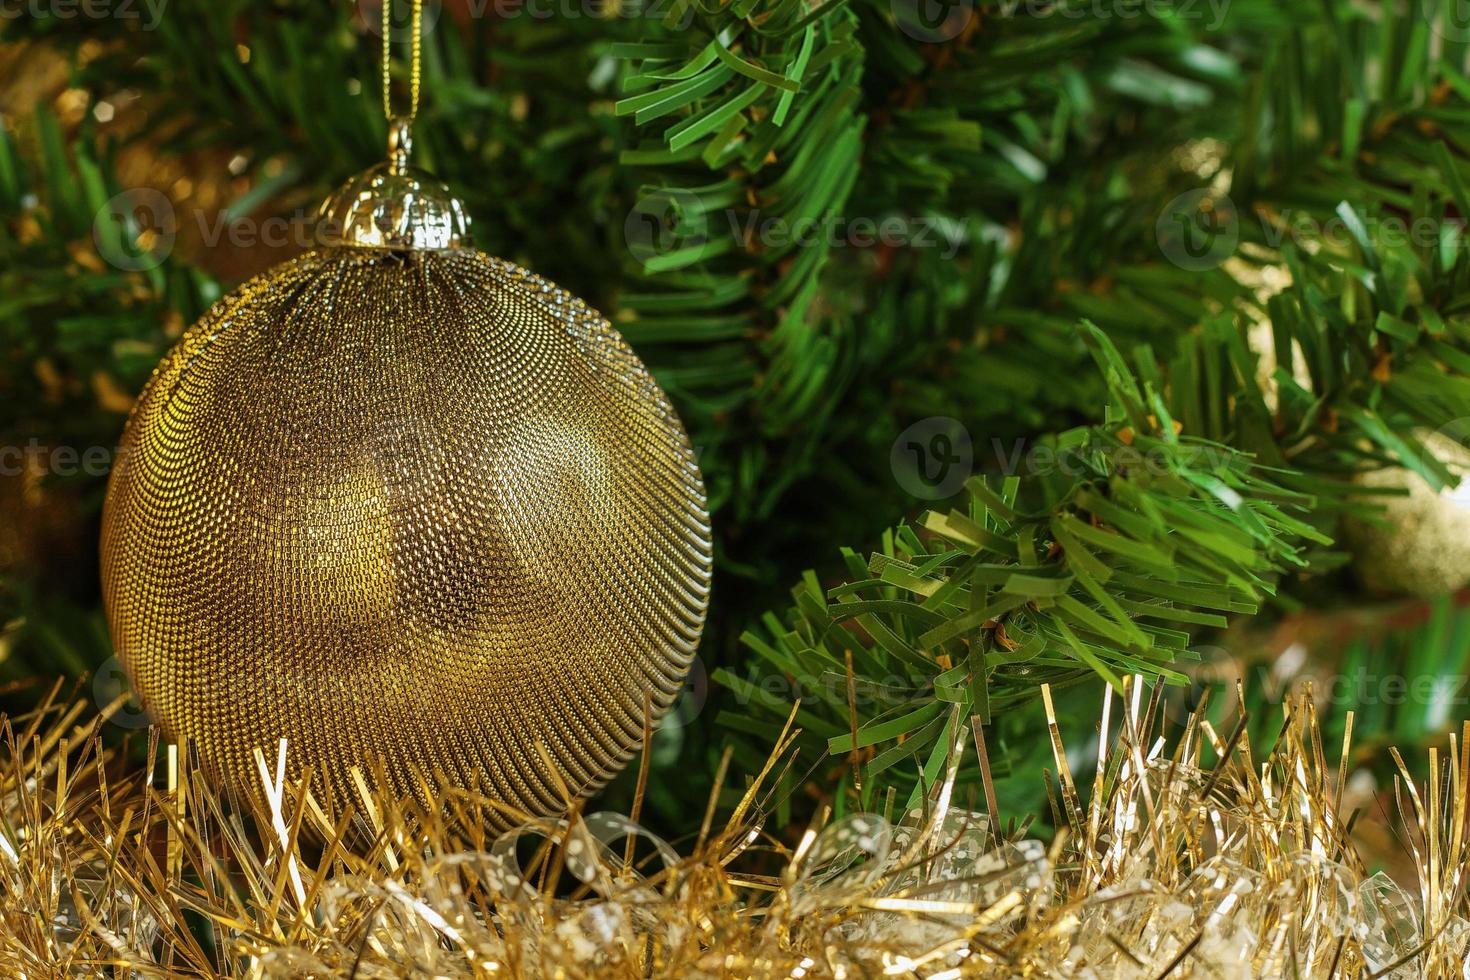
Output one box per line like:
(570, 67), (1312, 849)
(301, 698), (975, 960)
(100, 157), (712, 817)
(1341, 430), (1470, 597)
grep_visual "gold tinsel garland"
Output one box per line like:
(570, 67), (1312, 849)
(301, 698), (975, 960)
(2, 679), (1468, 977)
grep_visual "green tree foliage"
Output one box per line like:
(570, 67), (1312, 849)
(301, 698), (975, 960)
(8, 0), (1470, 822)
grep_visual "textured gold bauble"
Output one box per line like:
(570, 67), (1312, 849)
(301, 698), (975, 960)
(100, 156), (712, 818)
(1341, 429), (1470, 597)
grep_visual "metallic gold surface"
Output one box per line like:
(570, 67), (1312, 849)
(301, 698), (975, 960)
(13, 682), (1467, 975)
(1342, 429), (1470, 597)
(100, 239), (712, 817)
(314, 159), (470, 250)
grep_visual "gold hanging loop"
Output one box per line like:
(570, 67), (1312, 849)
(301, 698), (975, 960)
(387, 117), (413, 175)
(381, 0), (423, 173)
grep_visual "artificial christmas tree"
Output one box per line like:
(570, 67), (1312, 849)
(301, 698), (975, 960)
(8, 1), (1470, 974)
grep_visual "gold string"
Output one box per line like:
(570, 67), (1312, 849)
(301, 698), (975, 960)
(381, 0), (424, 124)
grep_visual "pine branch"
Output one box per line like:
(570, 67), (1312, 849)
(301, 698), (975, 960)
(612, 0), (868, 524)
(726, 139), (1470, 800)
(610, 0), (1273, 582)
(719, 323), (1325, 806)
(0, 108), (214, 450)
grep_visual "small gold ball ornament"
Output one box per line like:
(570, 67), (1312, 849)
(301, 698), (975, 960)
(1341, 430), (1470, 597)
(101, 121), (712, 817)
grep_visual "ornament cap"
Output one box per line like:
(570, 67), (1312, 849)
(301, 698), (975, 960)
(315, 161), (471, 251)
